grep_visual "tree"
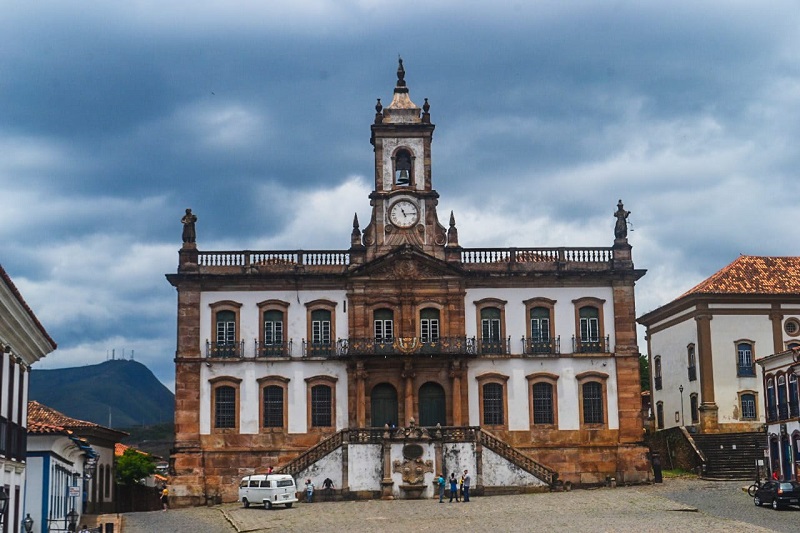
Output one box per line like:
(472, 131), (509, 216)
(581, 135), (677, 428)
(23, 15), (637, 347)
(116, 448), (156, 485)
(640, 353), (650, 391)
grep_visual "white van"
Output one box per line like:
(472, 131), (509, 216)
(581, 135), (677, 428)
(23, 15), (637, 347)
(238, 474), (298, 509)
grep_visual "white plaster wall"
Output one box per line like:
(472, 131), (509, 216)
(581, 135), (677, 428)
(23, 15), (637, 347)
(648, 315), (697, 430)
(442, 442), (476, 481)
(294, 447), (343, 490)
(467, 358), (619, 431)
(347, 444), (383, 492)
(200, 360), (349, 434)
(710, 314), (770, 423)
(200, 289), (348, 357)
(379, 138), (425, 192)
(481, 447), (548, 487)
(464, 287), (616, 354)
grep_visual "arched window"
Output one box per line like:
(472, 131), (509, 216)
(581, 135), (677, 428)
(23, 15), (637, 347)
(263, 310), (285, 355)
(210, 300), (242, 357)
(573, 297), (606, 353)
(654, 356), (662, 391)
(656, 401), (664, 429)
(420, 308), (440, 343)
(394, 148), (412, 187)
(482, 383), (504, 426)
(529, 307), (552, 353)
(374, 308), (394, 342)
(687, 344), (697, 381)
(736, 341), (755, 377)
(582, 382), (604, 425)
(778, 375), (788, 420)
(767, 377), (777, 421)
(789, 375), (799, 418)
(690, 393), (699, 424)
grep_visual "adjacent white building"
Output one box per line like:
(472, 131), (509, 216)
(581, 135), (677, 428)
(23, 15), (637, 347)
(756, 347), (800, 481)
(639, 255), (800, 434)
(0, 265), (56, 532)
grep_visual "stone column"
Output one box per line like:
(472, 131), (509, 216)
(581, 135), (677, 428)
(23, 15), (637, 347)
(355, 361), (367, 428)
(611, 279), (644, 444)
(450, 361), (462, 426)
(770, 306), (784, 354)
(402, 361), (415, 424)
(695, 309), (718, 432)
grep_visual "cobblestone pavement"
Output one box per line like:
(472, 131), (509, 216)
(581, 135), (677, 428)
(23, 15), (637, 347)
(122, 479), (788, 533)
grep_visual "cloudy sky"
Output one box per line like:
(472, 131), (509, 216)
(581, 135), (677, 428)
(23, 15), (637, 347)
(3, 1), (798, 390)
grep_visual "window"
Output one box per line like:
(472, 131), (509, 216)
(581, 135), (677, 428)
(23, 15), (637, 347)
(577, 371), (608, 428)
(210, 377), (241, 431)
(264, 310), (284, 353)
(656, 401), (664, 429)
(529, 307), (551, 353)
(483, 383), (504, 425)
(394, 148), (413, 187)
(687, 344), (697, 381)
(790, 375), (799, 418)
(306, 299), (337, 357)
(306, 375), (337, 431)
(210, 301), (242, 357)
(690, 393), (699, 424)
(767, 377), (777, 422)
(740, 392), (757, 420)
(785, 318), (800, 337)
(263, 385), (284, 428)
(778, 374), (788, 420)
(374, 308), (394, 342)
(481, 307), (502, 353)
(573, 298), (606, 353)
(477, 373), (508, 429)
(420, 308), (440, 343)
(532, 382), (554, 425)
(474, 298), (507, 354)
(654, 356), (662, 391)
(736, 341), (755, 377)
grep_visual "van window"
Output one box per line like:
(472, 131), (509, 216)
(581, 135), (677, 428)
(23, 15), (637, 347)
(277, 479), (294, 488)
(260, 480), (271, 488)
(240, 479), (249, 488)
(249, 480), (259, 487)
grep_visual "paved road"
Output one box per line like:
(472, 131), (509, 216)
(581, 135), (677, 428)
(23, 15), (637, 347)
(122, 479), (797, 532)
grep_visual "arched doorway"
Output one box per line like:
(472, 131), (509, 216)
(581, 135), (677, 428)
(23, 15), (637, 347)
(370, 383), (398, 427)
(770, 436), (780, 477)
(781, 435), (793, 480)
(418, 382), (446, 426)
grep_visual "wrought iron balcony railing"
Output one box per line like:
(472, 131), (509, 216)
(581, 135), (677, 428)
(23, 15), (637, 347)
(255, 340), (293, 358)
(337, 337), (477, 357)
(206, 341), (245, 358)
(521, 336), (560, 356)
(477, 337), (511, 355)
(571, 335), (610, 354)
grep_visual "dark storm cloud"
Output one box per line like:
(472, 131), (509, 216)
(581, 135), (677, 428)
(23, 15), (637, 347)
(2, 1), (799, 387)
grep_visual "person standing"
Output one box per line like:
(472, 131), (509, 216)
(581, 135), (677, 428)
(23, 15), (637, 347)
(305, 479), (315, 503)
(322, 477), (334, 501)
(462, 469), (471, 502)
(459, 472), (464, 501)
(160, 485), (169, 511)
(437, 473), (445, 503)
(449, 473), (459, 502)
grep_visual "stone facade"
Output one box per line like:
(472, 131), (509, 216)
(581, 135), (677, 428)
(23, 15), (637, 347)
(166, 61), (651, 506)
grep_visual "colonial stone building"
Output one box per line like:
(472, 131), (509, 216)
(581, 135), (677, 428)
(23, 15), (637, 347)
(167, 61), (650, 506)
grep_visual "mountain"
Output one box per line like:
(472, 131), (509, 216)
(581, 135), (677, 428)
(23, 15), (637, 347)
(29, 359), (174, 429)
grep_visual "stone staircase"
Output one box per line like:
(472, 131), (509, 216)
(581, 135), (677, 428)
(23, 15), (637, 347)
(691, 432), (765, 480)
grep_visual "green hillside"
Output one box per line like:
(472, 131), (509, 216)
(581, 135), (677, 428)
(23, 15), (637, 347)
(29, 359), (174, 429)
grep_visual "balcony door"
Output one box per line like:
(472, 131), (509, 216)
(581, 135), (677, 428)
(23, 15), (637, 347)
(418, 382), (446, 427)
(370, 383), (398, 428)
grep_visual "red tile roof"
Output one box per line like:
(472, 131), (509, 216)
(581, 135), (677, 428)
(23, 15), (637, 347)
(680, 256), (800, 297)
(27, 400), (102, 430)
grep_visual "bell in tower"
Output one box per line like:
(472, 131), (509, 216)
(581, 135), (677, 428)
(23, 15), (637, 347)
(395, 149), (412, 187)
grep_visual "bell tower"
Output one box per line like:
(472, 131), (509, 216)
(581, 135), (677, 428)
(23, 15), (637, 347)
(362, 59), (448, 261)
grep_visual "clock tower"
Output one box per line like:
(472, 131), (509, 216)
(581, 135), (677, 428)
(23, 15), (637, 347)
(362, 59), (449, 261)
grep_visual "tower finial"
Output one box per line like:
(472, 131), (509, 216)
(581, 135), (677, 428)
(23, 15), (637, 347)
(397, 56), (406, 88)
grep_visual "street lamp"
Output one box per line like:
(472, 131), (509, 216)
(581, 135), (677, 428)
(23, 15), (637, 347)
(22, 514), (34, 533)
(0, 487), (8, 526)
(66, 508), (78, 532)
(679, 384), (685, 426)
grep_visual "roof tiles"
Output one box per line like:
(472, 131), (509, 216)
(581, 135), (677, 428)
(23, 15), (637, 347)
(680, 255), (800, 297)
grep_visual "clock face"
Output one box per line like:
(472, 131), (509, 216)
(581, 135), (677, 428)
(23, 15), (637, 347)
(389, 200), (419, 228)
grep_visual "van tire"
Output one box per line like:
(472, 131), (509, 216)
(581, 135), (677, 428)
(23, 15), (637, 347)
(285, 502), (293, 508)
(264, 500), (272, 510)
(242, 498), (249, 508)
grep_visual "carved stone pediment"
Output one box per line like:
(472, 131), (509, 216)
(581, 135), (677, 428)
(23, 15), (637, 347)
(349, 244), (462, 280)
